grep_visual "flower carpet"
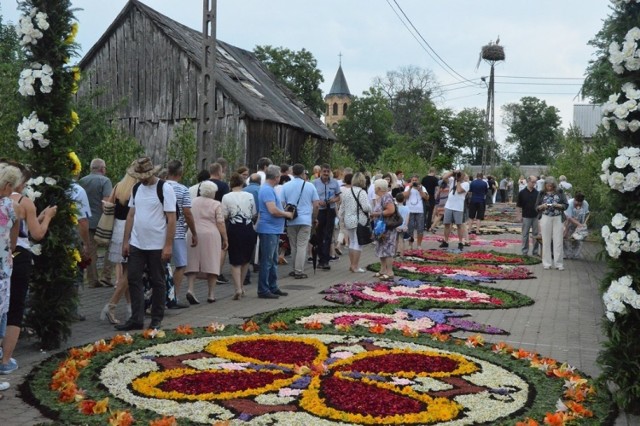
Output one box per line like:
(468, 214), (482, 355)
(23, 325), (613, 425)
(402, 249), (541, 266)
(321, 278), (533, 308)
(251, 305), (508, 336)
(420, 235), (522, 248)
(381, 261), (535, 281)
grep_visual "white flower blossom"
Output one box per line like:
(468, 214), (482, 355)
(623, 171), (640, 191)
(614, 105), (630, 119)
(30, 244), (42, 256)
(609, 171), (626, 190)
(623, 82), (640, 100)
(44, 177), (57, 185)
(602, 225), (612, 239)
(602, 117), (612, 130)
(626, 27), (640, 42)
(615, 119), (629, 131)
(629, 120), (640, 132)
(38, 139), (50, 148)
(626, 57), (640, 71)
(631, 220), (640, 232)
(612, 213), (629, 229)
(630, 156), (640, 171)
(603, 275), (640, 322)
(620, 146), (640, 158)
(615, 155), (630, 169)
(602, 158), (612, 172)
(16, 112), (50, 150)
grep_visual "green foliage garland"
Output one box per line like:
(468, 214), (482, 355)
(17, 0), (80, 349)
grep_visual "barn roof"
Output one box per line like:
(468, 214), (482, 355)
(79, 0), (335, 141)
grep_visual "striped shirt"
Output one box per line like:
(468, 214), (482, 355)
(167, 180), (192, 239)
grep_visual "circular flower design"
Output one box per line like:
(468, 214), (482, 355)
(101, 334), (530, 424)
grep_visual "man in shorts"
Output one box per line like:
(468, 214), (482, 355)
(403, 174), (429, 249)
(440, 171), (470, 251)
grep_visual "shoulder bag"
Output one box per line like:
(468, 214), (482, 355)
(284, 181), (305, 220)
(384, 203), (403, 230)
(352, 187), (372, 245)
(94, 200), (115, 246)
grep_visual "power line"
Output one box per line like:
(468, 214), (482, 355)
(497, 75), (584, 80)
(385, 0), (481, 89)
(496, 81), (583, 86)
(496, 90), (579, 95)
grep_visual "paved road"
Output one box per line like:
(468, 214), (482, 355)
(0, 227), (636, 425)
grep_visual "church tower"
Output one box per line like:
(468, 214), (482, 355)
(324, 59), (352, 128)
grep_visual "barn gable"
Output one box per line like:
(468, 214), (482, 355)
(78, 0), (334, 165)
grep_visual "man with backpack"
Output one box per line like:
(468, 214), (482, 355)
(116, 157), (176, 331)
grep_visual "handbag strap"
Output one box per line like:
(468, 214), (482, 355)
(351, 187), (367, 220)
(294, 181), (306, 206)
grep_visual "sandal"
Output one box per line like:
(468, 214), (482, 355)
(382, 275), (395, 281)
(294, 273), (308, 279)
(373, 272), (382, 278)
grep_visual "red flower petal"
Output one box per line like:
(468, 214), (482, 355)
(228, 340), (319, 365)
(320, 376), (424, 416)
(336, 353), (460, 375)
(159, 370), (292, 395)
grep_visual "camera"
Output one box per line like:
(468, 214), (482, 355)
(455, 172), (462, 179)
(412, 182), (418, 187)
(547, 203), (553, 208)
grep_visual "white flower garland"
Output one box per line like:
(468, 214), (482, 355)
(603, 275), (640, 321)
(611, 0), (640, 5)
(609, 26), (640, 74)
(600, 147), (640, 192)
(601, 213), (640, 258)
(15, 7), (49, 46)
(18, 62), (53, 96)
(17, 112), (50, 150)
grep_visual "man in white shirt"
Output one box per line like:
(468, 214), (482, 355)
(440, 171), (470, 251)
(403, 174), (429, 248)
(116, 158), (176, 331)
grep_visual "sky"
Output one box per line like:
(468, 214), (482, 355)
(1, 0), (614, 145)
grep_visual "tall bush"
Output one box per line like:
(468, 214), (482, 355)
(595, 0), (640, 414)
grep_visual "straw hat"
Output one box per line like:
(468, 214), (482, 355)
(127, 157), (161, 179)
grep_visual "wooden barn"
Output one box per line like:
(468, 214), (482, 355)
(77, 0), (335, 169)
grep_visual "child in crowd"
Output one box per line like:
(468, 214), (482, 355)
(395, 192), (410, 256)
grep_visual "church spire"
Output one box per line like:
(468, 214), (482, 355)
(327, 63), (351, 96)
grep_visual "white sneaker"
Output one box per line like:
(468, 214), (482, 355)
(0, 381), (9, 391)
(543, 266), (550, 270)
(557, 266), (565, 271)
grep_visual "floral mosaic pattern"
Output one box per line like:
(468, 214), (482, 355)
(295, 309), (507, 335)
(393, 261), (535, 281)
(103, 334), (528, 424)
(403, 249), (540, 265)
(321, 278), (533, 309)
(419, 235), (522, 247)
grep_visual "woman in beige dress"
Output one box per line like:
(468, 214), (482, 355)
(185, 181), (228, 303)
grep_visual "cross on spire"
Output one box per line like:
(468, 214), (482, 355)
(338, 52), (342, 65)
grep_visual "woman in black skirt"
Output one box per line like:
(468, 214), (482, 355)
(221, 173), (258, 299)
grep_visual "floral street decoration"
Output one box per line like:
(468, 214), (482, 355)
(391, 260), (535, 281)
(403, 249), (541, 266)
(419, 235), (523, 248)
(23, 327), (613, 425)
(595, 0), (640, 414)
(16, 0), (85, 349)
(321, 278), (533, 309)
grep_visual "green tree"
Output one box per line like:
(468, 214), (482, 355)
(335, 88), (393, 165)
(253, 45), (325, 116)
(502, 96), (563, 165)
(449, 107), (487, 165)
(373, 65), (440, 138)
(0, 11), (26, 160)
(420, 103), (458, 166)
(167, 121), (197, 185)
(72, 96), (143, 181)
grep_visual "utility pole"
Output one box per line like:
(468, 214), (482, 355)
(478, 39), (504, 174)
(197, 0), (217, 170)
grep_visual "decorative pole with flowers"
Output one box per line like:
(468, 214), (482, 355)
(15, 0), (83, 349)
(597, 0), (640, 415)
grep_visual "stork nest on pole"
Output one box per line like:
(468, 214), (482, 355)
(481, 44), (505, 61)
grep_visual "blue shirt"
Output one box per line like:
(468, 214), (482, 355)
(469, 179), (488, 203)
(243, 183), (260, 206)
(257, 184), (285, 234)
(281, 177), (319, 226)
(313, 177), (341, 210)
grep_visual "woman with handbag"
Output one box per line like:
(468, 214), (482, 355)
(221, 173), (257, 299)
(338, 172), (371, 273)
(100, 172), (137, 324)
(536, 176), (569, 270)
(371, 179), (398, 281)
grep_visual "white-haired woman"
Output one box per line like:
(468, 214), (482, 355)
(185, 181), (228, 303)
(535, 176), (568, 270)
(370, 178), (398, 280)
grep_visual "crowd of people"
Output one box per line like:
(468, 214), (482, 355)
(0, 152), (589, 395)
